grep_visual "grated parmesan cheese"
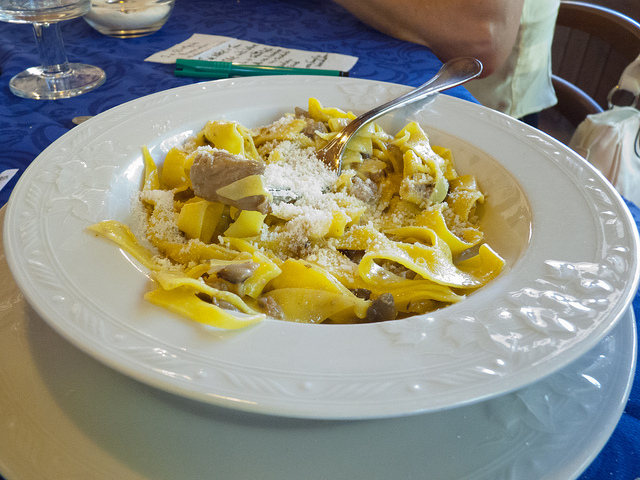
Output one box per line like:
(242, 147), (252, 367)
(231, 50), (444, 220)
(263, 140), (336, 200)
(139, 188), (184, 244)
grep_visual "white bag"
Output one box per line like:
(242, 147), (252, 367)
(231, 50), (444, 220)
(569, 55), (640, 205)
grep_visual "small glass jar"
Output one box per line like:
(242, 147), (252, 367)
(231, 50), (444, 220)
(84, 0), (174, 38)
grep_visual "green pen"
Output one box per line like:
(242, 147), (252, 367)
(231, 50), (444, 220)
(174, 58), (349, 79)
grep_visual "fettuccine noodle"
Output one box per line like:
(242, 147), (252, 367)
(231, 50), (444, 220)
(88, 98), (504, 329)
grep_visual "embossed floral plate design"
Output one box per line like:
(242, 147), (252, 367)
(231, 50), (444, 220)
(4, 76), (639, 419)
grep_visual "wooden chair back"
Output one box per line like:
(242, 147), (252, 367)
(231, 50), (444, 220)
(551, 0), (640, 126)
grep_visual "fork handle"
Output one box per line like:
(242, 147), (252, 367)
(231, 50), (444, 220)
(347, 57), (481, 135)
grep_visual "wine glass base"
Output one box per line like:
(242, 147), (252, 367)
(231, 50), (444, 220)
(10, 63), (106, 100)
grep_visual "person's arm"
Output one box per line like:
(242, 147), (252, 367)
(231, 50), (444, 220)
(332, 0), (525, 77)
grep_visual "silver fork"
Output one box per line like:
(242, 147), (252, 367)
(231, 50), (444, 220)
(315, 57), (483, 173)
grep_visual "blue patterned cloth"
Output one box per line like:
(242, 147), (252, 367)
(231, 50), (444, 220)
(0, 0), (638, 478)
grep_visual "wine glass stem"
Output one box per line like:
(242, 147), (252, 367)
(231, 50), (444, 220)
(33, 22), (70, 75)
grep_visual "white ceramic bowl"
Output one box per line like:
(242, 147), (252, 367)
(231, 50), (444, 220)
(4, 76), (639, 419)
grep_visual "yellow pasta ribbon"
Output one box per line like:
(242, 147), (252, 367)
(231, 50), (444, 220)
(215, 175), (269, 201)
(385, 282), (464, 312)
(265, 288), (368, 323)
(177, 198), (225, 243)
(161, 147), (192, 192)
(87, 220), (161, 271)
(243, 251), (282, 299)
(142, 146), (160, 191)
(447, 175), (484, 221)
(160, 240), (237, 264)
(202, 120), (260, 161)
(395, 122), (449, 204)
(412, 206), (482, 256)
(308, 97), (356, 123)
(265, 259), (369, 323)
(268, 258), (349, 294)
(224, 210), (266, 238)
(252, 117), (307, 146)
(432, 145), (458, 181)
(146, 272), (264, 329)
(358, 228), (492, 289)
(456, 244), (505, 280)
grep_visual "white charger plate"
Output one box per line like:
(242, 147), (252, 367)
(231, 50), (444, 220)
(4, 76), (639, 419)
(0, 204), (636, 479)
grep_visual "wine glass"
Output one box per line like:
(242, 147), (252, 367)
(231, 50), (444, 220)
(0, 0), (106, 100)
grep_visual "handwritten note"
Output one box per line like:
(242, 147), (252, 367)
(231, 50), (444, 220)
(145, 33), (358, 71)
(0, 169), (18, 194)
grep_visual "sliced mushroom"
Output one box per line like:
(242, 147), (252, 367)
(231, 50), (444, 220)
(339, 249), (365, 264)
(366, 293), (397, 323)
(303, 119), (328, 139)
(258, 295), (285, 320)
(351, 288), (372, 300)
(294, 107), (310, 118)
(190, 149), (269, 213)
(217, 262), (259, 284)
(195, 292), (239, 311)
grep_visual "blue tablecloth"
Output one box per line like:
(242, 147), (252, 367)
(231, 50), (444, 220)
(0, 0), (638, 478)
